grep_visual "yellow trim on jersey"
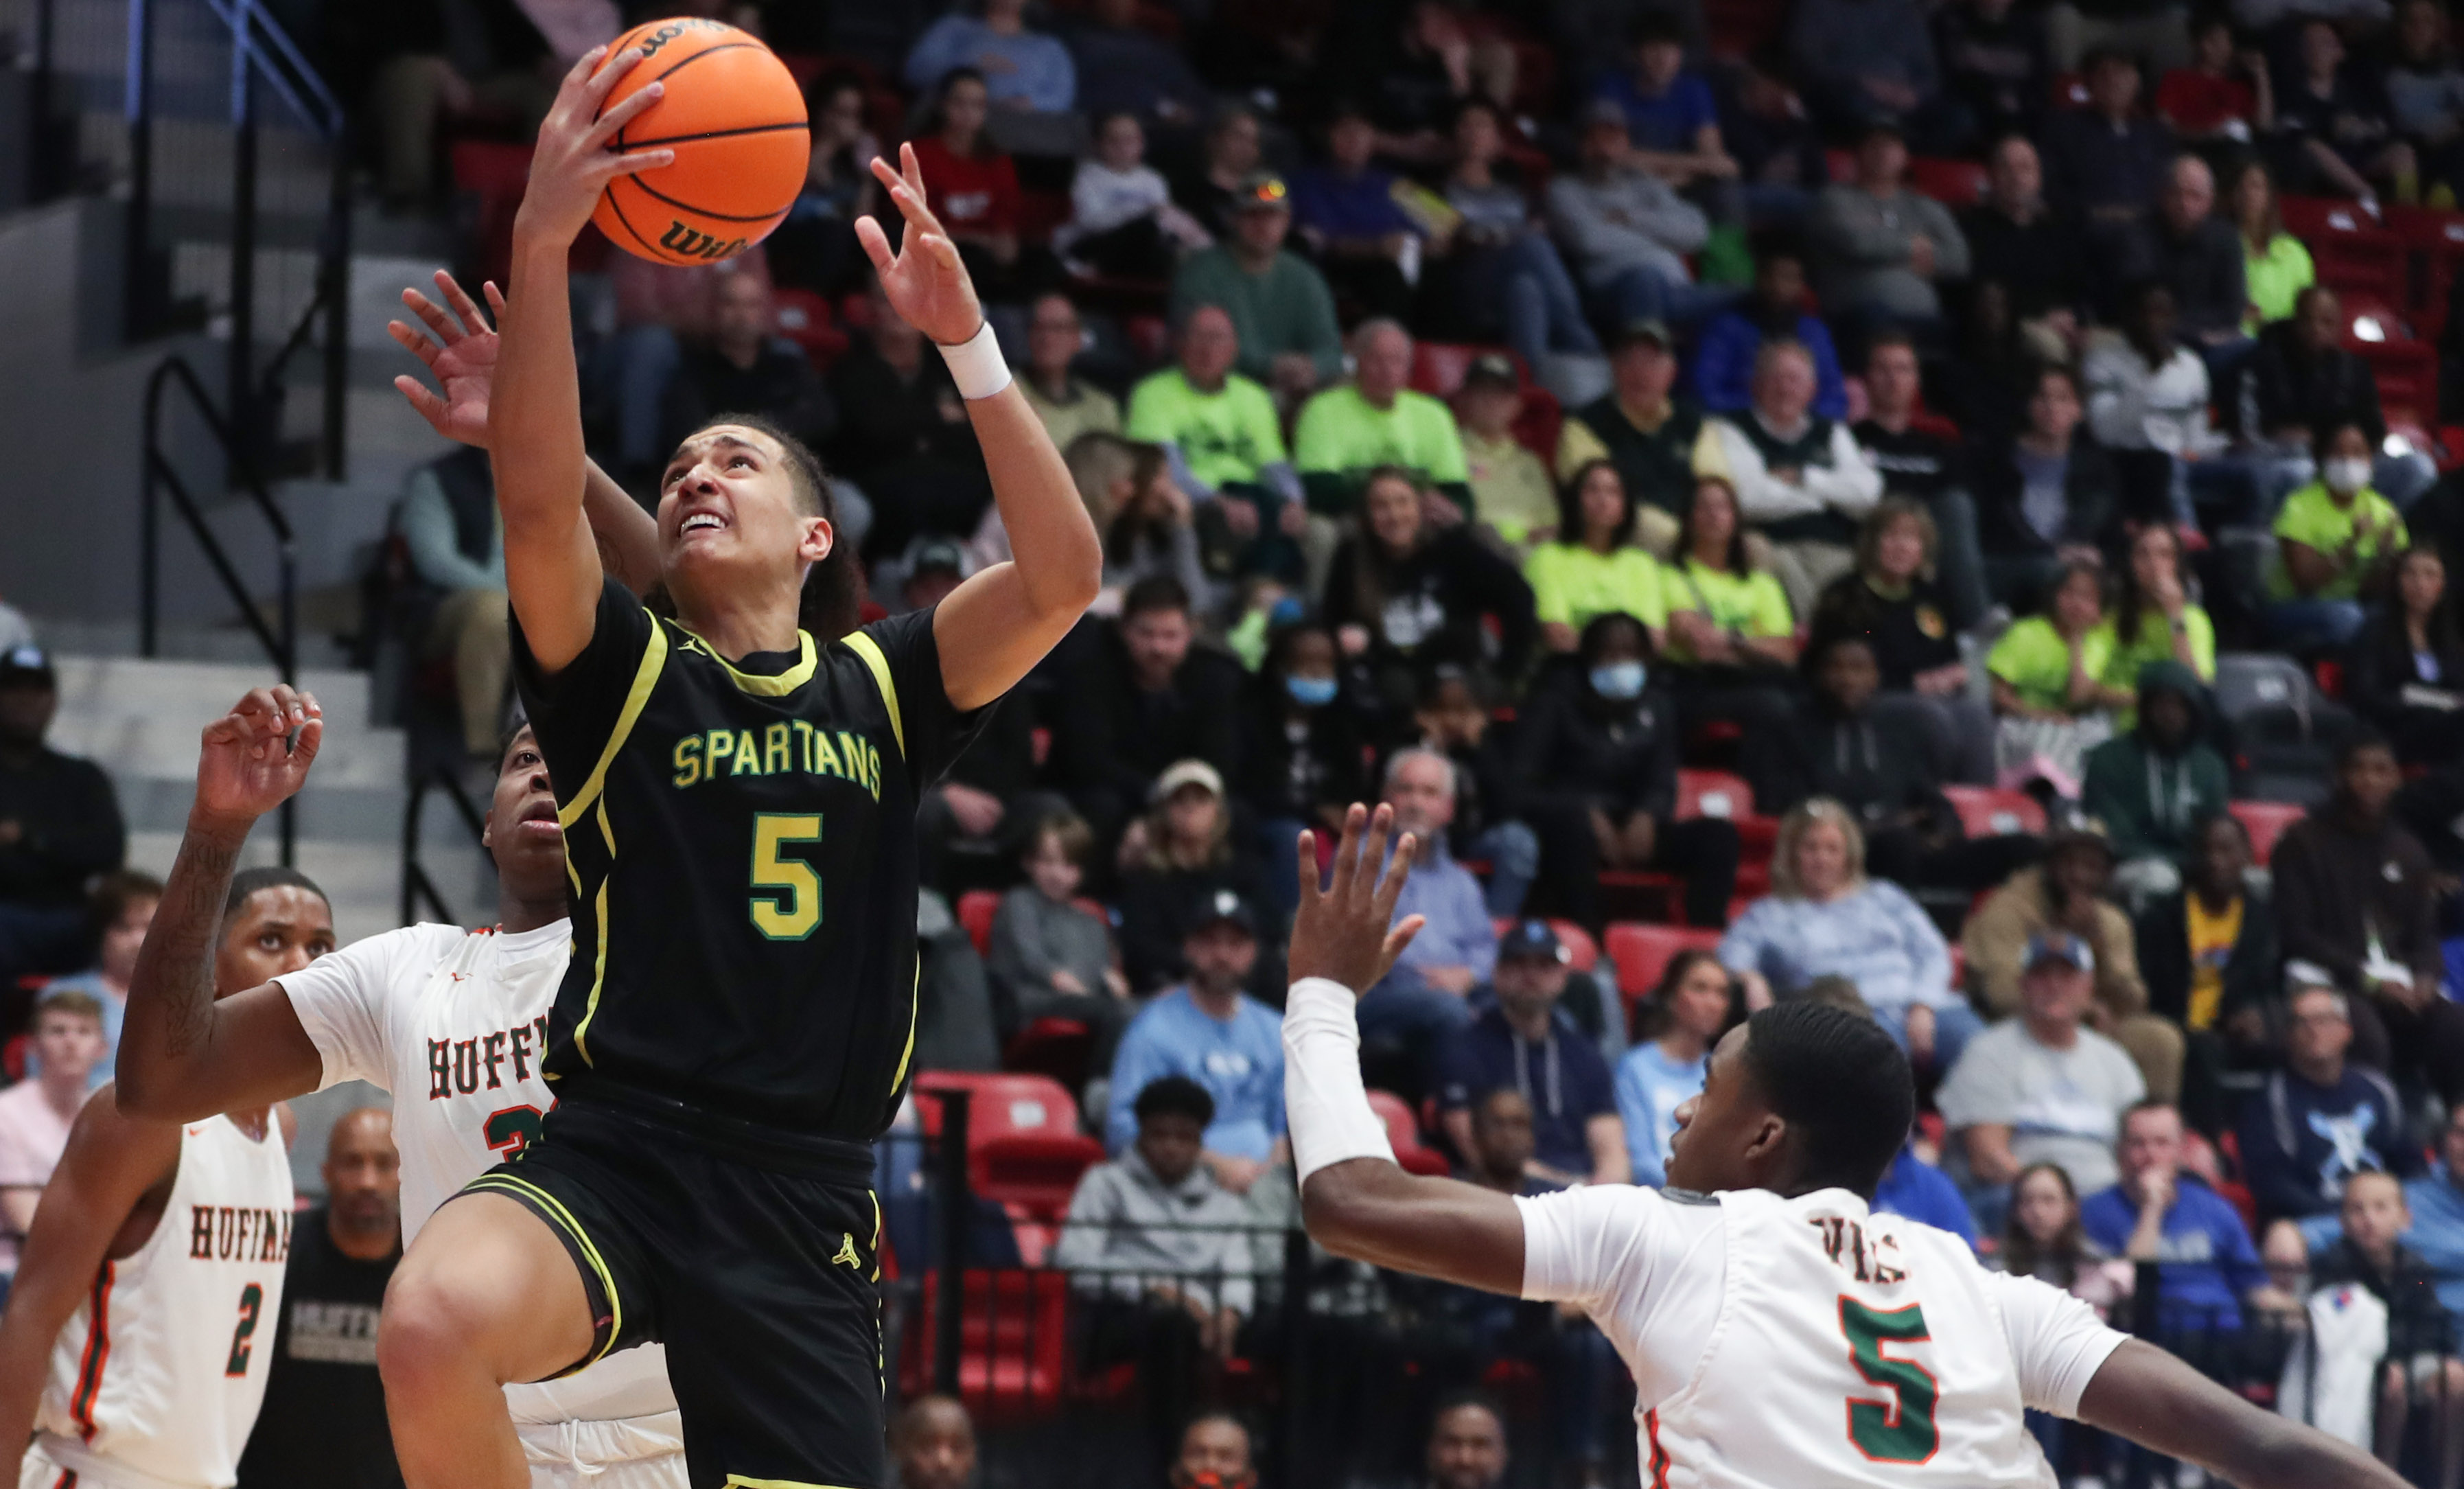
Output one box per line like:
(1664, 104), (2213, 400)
(868, 1192), (884, 1282)
(841, 632), (905, 761)
(887, 961), (920, 1105)
(574, 797), (617, 1065)
(558, 622), (670, 830)
(677, 627), (820, 697)
(464, 1173), (624, 1368)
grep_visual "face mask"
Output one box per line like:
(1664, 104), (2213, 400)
(1286, 674), (1338, 708)
(1590, 661), (1647, 699)
(2324, 457), (2371, 494)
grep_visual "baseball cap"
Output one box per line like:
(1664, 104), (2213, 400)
(1607, 317), (1673, 352)
(1461, 353), (1519, 391)
(2023, 932), (2095, 974)
(1234, 172), (1290, 211)
(906, 535), (971, 580)
(1498, 919), (1569, 965)
(0, 645), (54, 686)
(1192, 886), (1259, 936)
(2044, 816), (2115, 861)
(1152, 759), (1226, 803)
(2283, 959), (2340, 996)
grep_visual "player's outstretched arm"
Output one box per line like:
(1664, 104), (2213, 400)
(491, 45), (671, 673)
(115, 689), (325, 1122)
(858, 146), (1102, 712)
(0, 1093), (181, 1484)
(2077, 1339), (2408, 1489)
(1283, 806), (1526, 1297)
(389, 269), (662, 596)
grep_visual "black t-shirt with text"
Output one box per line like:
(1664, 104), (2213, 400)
(234, 1210), (400, 1489)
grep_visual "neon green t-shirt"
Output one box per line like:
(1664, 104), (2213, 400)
(1291, 385), (1471, 485)
(2096, 605), (2216, 725)
(2269, 481), (2408, 601)
(1124, 368), (1288, 492)
(2242, 232), (2316, 331)
(1990, 615), (2113, 715)
(1524, 542), (1669, 633)
(1660, 557), (1793, 662)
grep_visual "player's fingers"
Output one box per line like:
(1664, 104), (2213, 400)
(593, 146), (675, 183)
(1371, 829), (1417, 923)
(854, 215), (897, 275)
(290, 716), (324, 769)
(392, 376), (452, 432)
(483, 280), (507, 322)
(885, 181), (952, 244)
(917, 231), (965, 277)
(585, 79), (665, 149)
(560, 42), (611, 95)
(231, 688), (283, 726)
(1325, 803), (1366, 903)
(434, 270), (490, 336)
(1353, 803), (1395, 908)
(386, 321), (443, 369)
(900, 139), (927, 205)
(1380, 916), (1426, 967)
(267, 683), (310, 726)
(402, 287), (463, 345)
(579, 45), (641, 104)
(1294, 828), (1321, 909)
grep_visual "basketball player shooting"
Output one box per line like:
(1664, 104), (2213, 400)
(1283, 804), (2406, 1489)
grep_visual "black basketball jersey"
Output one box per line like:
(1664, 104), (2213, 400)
(513, 577), (983, 1139)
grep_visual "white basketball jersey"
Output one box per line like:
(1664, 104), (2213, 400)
(277, 921), (674, 1425)
(1518, 1185), (2130, 1489)
(34, 1116), (292, 1489)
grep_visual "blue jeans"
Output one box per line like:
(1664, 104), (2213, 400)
(2266, 596), (2369, 649)
(1474, 234), (1601, 369)
(1874, 1000), (1984, 1076)
(1469, 820), (1540, 919)
(1595, 265), (1739, 328)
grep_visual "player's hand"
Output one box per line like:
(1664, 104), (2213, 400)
(1290, 803), (1422, 995)
(192, 686), (323, 835)
(515, 44), (674, 248)
(857, 143), (987, 348)
(390, 270), (504, 447)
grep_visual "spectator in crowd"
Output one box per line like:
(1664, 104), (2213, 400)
(660, 270), (836, 456)
(345, 0), (581, 211)
(1809, 499), (1995, 783)
(1056, 113), (1210, 281)
(1511, 612), (1741, 931)
(1747, 632), (2027, 891)
(1972, 365), (2126, 608)
(1294, 322), (1473, 516)
(2240, 973), (2418, 1229)
(1358, 748), (1498, 1056)
(1986, 561), (2132, 791)
(2100, 522), (2216, 717)
(1323, 468), (1535, 695)
(0, 989), (103, 1279)
(2081, 1101), (2284, 1339)
(1524, 461), (1668, 654)
(1169, 175), (1346, 402)
(1055, 579), (1244, 850)
(1418, 1394), (1510, 1489)
(1288, 102), (1426, 323)
(2275, 731), (2464, 1103)
(1454, 357), (1557, 549)
(1807, 122), (1972, 339)
(2351, 545), (2464, 767)
(1238, 623), (1370, 914)
(0, 645), (124, 986)
(1787, 0), (1949, 145)
(1614, 948), (1731, 1187)
(1658, 474), (1800, 735)
(1967, 820), (2185, 1101)
(2279, 1105), (2464, 1354)
(2270, 421), (2411, 647)
(1852, 332), (1993, 631)
(2000, 1162), (2137, 1317)
(1019, 293), (1122, 452)
(2227, 158), (2315, 333)
(903, 0), (1077, 116)
(1104, 903), (1286, 1188)
(1062, 435), (1212, 616)
(826, 277), (987, 557)
(1554, 320), (1724, 538)
(914, 654), (1062, 899)
(2154, 14), (2271, 141)
(1429, 102), (1602, 371)
(1117, 762), (1278, 996)
(235, 1107), (401, 1489)
(1874, 1135), (1981, 1247)
(2311, 1170), (2464, 1484)
(1062, 0), (1210, 141)
(1124, 305), (1307, 577)
(1960, 135), (2084, 360)
(1168, 1415), (1255, 1489)
(1316, 2), (1509, 165)
(1939, 932), (2148, 1225)
(2238, 286), (2436, 514)
(1594, 12), (1734, 187)
(2278, 18), (2414, 206)
(988, 812), (1132, 1065)
(1718, 51), (1833, 226)
(2081, 660), (2232, 907)
(2041, 50), (2174, 251)
(1722, 798), (1974, 1070)
(32, 869), (158, 1089)
(892, 1397), (977, 1489)
(2084, 281), (2225, 528)
(1935, 0), (2051, 149)
(767, 71), (880, 295)
(2139, 154), (2248, 361)
(1547, 102), (1717, 328)
(398, 447), (511, 758)
(907, 69), (1041, 297)
(1691, 238), (1848, 422)
(1174, 107), (1266, 242)
(2137, 812), (2279, 1138)
(1710, 342), (1885, 618)
(1407, 667), (1539, 920)
(1434, 921), (1627, 1188)
(2385, 0), (2464, 208)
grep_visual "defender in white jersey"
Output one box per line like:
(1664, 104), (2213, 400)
(111, 695), (684, 1489)
(0, 867), (327, 1489)
(1279, 806), (2407, 1489)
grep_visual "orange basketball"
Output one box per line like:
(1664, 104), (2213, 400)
(590, 18), (808, 266)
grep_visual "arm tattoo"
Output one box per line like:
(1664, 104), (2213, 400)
(125, 826), (242, 1063)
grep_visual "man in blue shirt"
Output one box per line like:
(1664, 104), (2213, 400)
(2239, 976), (2419, 1228)
(1288, 102), (1421, 323)
(1359, 749), (1496, 1058)
(1433, 923), (1626, 1187)
(1592, 12), (1735, 187)
(1688, 241), (1850, 420)
(903, 0), (1077, 113)
(1104, 892), (1286, 1194)
(2082, 1100), (2287, 1339)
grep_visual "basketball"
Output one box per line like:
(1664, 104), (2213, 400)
(590, 17), (808, 266)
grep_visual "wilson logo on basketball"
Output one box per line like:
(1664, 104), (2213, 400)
(659, 221), (750, 262)
(633, 17), (728, 62)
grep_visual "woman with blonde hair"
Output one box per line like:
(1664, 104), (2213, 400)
(1717, 798), (1979, 1071)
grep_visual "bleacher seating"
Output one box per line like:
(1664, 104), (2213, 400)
(1940, 786), (2048, 840)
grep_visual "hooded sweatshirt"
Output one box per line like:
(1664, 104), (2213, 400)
(1747, 688), (1961, 835)
(2080, 660), (2231, 862)
(1051, 1145), (1259, 1315)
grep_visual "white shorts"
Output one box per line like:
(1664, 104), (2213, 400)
(21, 1439), (190, 1489)
(518, 1412), (689, 1489)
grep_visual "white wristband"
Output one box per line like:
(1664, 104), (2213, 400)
(1283, 977), (1398, 1186)
(935, 320), (1011, 401)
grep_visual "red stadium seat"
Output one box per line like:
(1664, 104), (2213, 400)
(957, 889), (1000, 956)
(770, 287), (850, 368)
(911, 1072), (1103, 1219)
(2384, 204), (2464, 326)
(1367, 1089), (1451, 1175)
(1909, 157), (1986, 209)
(1675, 769), (1754, 821)
(2281, 196), (2408, 303)
(1605, 923), (1722, 1004)
(901, 1269), (1072, 1424)
(2229, 799), (2305, 864)
(1942, 785), (2048, 838)
(1002, 1017), (1095, 1092)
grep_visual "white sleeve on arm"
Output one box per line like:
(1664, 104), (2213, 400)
(1986, 1269), (2131, 1417)
(1282, 978), (1398, 1184)
(275, 927), (434, 1094)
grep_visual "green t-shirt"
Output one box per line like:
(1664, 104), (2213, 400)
(2242, 232), (2316, 331)
(1661, 557), (1792, 662)
(1989, 615), (2113, 714)
(1292, 384), (1472, 488)
(1167, 247), (1345, 384)
(1124, 369), (1288, 492)
(2096, 605), (2216, 725)
(1524, 542), (1669, 632)
(2270, 481), (2408, 601)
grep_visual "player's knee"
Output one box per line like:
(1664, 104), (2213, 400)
(377, 1267), (508, 1394)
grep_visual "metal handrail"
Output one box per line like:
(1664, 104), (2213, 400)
(401, 767), (489, 927)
